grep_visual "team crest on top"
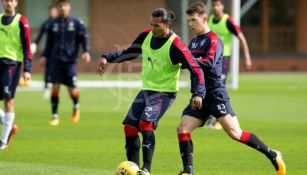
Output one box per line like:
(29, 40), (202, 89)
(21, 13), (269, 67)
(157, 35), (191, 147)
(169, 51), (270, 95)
(191, 42), (198, 49)
(68, 21), (75, 31)
(53, 23), (59, 32)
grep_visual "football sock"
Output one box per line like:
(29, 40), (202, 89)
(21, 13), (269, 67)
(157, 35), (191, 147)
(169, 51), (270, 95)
(141, 130), (155, 172)
(71, 89), (79, 108)
(178, 133), (194, 172)
(0, 108), (4, 124)
(0, 113), (15, 144)
(51, 91), (59, 116)
(124, 125), (140, 166)
(240, 131), (277, 160)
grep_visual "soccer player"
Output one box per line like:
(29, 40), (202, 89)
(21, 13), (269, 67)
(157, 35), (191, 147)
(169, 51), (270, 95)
(177, 2), (286, 175)
(97, 8), (205, 175)
(0, 0), (32, 149)
(42, 0), (91, 126)
(206, 0), (253, 129)
(31, 5), (58, 99)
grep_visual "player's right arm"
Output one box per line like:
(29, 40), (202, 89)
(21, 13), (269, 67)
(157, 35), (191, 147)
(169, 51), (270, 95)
(41, 20), (54, 62)
(97, 30), (150, 75)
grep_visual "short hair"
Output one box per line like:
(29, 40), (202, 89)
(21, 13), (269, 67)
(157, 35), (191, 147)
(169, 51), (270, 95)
(56, 0), (70, 4)
(152, 8), (175, 24)
(186, 1), (208, 15)
(212, 0), (225, 4)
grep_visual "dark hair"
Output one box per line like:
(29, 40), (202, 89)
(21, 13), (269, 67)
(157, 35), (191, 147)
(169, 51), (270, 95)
(152, 8), (175, 24)
(56, 0), (70, 4)
(212, 0), (225, 4)
(186, 1), (208, 15)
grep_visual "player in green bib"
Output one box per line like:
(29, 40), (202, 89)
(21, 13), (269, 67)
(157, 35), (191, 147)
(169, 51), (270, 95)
(0, 0), (32, 149)
(97, 8), (205, 175)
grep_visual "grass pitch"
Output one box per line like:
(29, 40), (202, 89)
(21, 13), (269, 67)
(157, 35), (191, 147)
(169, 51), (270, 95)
(0, 73), (306, 175)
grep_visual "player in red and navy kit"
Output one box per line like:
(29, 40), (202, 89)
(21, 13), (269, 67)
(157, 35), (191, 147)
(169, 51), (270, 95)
(31, 5), (58, 99)
(177, 2), (285, 175)
(42, 0), (91, 126)
(0, 0), (32, 149)
(97, 8), (204, 175)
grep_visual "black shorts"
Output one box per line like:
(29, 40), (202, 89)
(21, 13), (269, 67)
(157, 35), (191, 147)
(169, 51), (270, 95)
(123, 90), (176, 130)
(50, 60), (77, 87)
(0, 64), (21, 100)
(182, 91), (236, 124)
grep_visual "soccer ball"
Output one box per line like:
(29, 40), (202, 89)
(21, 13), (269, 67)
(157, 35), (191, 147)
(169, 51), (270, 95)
(115, 161), (140, 175)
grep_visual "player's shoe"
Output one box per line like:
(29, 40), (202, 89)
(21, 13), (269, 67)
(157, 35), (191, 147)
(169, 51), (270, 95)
(7, 124), (18, 144)
(137, 169), (150, 175)
(71, 107), (80, 124)
(271, 151), (286, 175)
(49, 117), (60, 126)
(178, 166), (194, 175)
(213, 121), (222, 130)
(0, 141), (7, 150)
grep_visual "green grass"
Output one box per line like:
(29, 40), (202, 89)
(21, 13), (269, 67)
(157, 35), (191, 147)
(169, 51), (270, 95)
(0, 73), (307, 175)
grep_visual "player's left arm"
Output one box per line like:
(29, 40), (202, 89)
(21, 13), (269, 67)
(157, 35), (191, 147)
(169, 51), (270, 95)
(19, 16), (32, 82)
(77, 18), (91, 63)
(227, 16), (252, 70)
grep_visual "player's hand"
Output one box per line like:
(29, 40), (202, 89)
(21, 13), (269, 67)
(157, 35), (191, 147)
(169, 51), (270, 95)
(23, 72), (31, 86)
(191, 96), (202, 110)
(82, 52), (91, 63)
(39, 56), (47, 67)
(96, 58), (108, 76)
(245, 55), (252, 70)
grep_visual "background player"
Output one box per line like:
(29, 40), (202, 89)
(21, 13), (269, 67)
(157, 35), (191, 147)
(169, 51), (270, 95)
(97, 8), (205, 175)
(177, 2), (285, 175)
(0, 0), (32, 149)
(42, 0), (91, 126)
(31, 5), (58, 99)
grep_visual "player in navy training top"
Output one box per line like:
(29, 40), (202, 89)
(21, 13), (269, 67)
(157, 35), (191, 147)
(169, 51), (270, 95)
(177, 2), (286, 175)
(0, 0), (32, 149)
(31, 5), (58, 99)
(42, 0), (91, 126)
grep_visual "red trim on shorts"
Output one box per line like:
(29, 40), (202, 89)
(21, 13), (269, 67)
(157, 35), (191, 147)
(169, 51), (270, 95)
(178, 133), (191, 142)
(139, 120), (154, 131)
(124, 125), (139, 137)
(240, 131), (250, 143)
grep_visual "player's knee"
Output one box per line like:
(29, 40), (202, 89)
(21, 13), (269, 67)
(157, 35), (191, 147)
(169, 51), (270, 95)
(139, 120), (154, 132)
(124, 124), (139, 137)
(227, 129), (241, 141)
(177, 123), (189, 134)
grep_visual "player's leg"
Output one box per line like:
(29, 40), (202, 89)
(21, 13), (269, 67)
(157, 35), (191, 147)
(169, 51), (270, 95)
(65, 63), (80, 123)
(43, 60), (51, 99)
(177, 115), (203, 175)
(218, 114), (286, 175)
(123, 91), (146, 166)
(0, 65), (20, 149)
(138, 91), (175, 174)
(0, 108), (4, 124)
(49, 83), (60, 126)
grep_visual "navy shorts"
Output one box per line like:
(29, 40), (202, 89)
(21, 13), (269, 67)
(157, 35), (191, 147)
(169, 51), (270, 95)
(222, 56), (230, 83)
(51, 60), (77, 87)
(0, 64), (21, 100)
(123, 90), (176, 130)
(182, 90), (236, 124)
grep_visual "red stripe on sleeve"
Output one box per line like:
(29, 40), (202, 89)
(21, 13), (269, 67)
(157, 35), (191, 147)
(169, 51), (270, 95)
(227, 16), (241, 35)
(19, 16), (32, 60)
(199, 32), (218, 62)
(172, 37), (204, 84)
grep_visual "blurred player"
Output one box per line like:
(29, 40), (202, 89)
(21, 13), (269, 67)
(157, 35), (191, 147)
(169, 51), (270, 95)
(31, 5), (58, 99)
(177, 2), (285, 175)
(42, 0), (91, 126)
(0, 0), (32, 149)
(206, 0), (253, 129)
(97, 8), (205, 175)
